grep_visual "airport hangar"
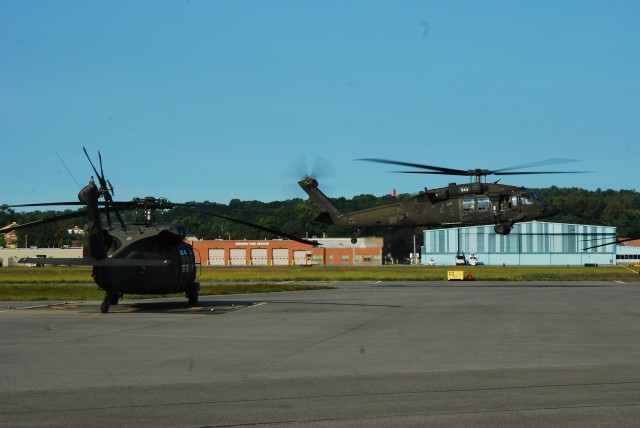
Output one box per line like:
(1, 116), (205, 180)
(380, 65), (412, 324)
(420, 220), (640, 267)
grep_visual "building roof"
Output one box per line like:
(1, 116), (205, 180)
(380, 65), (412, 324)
(315, 237), (383, 249)
(620, 238), (640, 247)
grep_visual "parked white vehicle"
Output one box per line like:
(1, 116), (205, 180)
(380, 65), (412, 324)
(469, 252), (478, 266)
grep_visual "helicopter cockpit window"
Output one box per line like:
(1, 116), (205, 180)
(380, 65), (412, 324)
(463, 198), (475, 212)
(511, 194), (519, 207)
(530, 191), (546, 203)
(477, 196), (491, 212)
(520, 193), (534, 205)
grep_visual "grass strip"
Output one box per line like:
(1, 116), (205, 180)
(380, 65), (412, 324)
(1, 265), (638, 287)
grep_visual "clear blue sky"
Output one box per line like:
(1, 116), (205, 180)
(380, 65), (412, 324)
(2, 1), (639, 208)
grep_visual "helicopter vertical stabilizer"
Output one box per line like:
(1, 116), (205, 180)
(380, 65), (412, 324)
(78, 178), (108, 260)
(298, 176), (344, 225)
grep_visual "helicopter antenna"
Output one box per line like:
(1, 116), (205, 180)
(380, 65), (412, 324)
(56, 152), (82, 189)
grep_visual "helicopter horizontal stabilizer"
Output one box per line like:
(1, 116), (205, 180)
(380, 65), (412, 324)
(18, 257), (172, 267)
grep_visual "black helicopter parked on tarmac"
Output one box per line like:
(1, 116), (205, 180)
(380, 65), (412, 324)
(298, 158), (587, 243)
(1, 148), (317, 313)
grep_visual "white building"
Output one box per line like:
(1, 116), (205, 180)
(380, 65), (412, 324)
(421, 221), (616, 266)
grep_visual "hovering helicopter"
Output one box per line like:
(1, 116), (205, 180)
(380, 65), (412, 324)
(1, 148), (317, 313)
(298, 158), (584, 243)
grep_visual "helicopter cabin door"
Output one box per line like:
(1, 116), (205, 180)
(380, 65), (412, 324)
(510, 193), (520, 212)
(497, 194), (520, 213)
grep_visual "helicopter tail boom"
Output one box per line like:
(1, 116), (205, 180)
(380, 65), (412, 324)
(298, 176), (344, 226)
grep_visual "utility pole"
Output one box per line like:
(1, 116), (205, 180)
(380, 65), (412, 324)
(413, 234), (417, 265)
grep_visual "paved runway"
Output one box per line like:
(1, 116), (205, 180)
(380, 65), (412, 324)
(1, 280), (639, 427)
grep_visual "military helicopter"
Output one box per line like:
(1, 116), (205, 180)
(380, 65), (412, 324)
(1, 148), (317, 313)
(298, 158), (583, 243)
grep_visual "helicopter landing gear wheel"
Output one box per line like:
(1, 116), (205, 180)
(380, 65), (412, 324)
(101, 292), (120, 313)
(108, 293), (119, 305)
(186, 282), (200, 307)
(100, 296), (110, 313)
(350, 227), (363, 244)
(494, 223), (512, 235)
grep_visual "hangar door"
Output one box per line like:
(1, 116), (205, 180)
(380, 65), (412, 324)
(272, 248), (289, 265)
(251, 248), (268, 266)
(208, 249), (225, 266)
(229, 248), (246, 266)
(293, 250), (310, 266)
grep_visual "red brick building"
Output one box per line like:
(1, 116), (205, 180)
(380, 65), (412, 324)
(191, 237), (383, 266)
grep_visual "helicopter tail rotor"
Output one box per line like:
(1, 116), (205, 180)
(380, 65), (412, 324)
(83, 147), (125, 230)
(285, 155), (335, 180)
(283, 155), (336, 198)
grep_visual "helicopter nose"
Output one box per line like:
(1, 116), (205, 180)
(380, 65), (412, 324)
(537, 203), (559, 217)
(546, 204), (560, 216)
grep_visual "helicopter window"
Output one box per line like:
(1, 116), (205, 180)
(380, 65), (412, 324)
(520, 193), (534, 205)
(500, 196), (511, 210)
(511, 194), (519, 207)
(530, 191), (546, 203)
(477, 197), (491, 212)
(463, 198), (475, 212)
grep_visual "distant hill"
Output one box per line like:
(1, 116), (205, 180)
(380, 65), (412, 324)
(2, 187), (639, 258)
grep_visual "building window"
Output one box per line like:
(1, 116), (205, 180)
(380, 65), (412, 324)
(354, 255), (362, 262)
(341, 254), (349, 262)
(364, 255), (372, 262)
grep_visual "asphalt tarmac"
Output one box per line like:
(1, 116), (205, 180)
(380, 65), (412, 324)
(1, 280), (639, 427)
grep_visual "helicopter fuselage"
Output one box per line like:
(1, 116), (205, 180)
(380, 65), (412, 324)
(92, 222), (197, 296)
(77, 179), (199, 312)
(299, 177), (560, 235)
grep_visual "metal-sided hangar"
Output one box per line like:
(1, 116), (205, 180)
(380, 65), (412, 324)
(421, 221), (623, 266)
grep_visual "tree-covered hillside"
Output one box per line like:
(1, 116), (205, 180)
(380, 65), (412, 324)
(535, 187), (640, 237)
(2, 187), (639, 258)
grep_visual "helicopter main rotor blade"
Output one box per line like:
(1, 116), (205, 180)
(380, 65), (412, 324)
(359, 157), (591, 177)
(0, 210), (89, 233)
(209, 213), (320, 247)
(18, 257), (171, 267)
(492, 170), (588, 176)
(388, 171), (463, 175)
(83, 146), (102, 182)
(583, 236), (639, 251)
(1, 201), (148, 233)
(4, 202), (85, 208)
(173, 205), (319, 247)
(358, 158), (467, 175)
(492, 158), (580, 173)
